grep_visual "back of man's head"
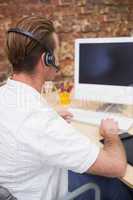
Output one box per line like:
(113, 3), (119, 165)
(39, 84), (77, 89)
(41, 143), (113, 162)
(6, 16), (55, 74)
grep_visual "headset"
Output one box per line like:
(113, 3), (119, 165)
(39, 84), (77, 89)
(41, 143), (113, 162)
(7, 28), (59, 71)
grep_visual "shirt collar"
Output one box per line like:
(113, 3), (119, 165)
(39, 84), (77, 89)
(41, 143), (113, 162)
(7, 79), (41, 99)
(5, 79), (47, 110)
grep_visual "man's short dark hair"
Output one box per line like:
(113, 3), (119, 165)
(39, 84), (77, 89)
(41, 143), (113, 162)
(6, 16), (55, 74)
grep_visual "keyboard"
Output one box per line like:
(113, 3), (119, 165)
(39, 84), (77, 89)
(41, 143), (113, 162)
(68, 108), (133, 131)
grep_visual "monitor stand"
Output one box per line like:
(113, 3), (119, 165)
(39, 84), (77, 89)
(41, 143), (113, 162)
(96, 103), (125, 113)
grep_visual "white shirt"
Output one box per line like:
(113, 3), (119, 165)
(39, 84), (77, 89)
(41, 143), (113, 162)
(0, 79), (100, 200)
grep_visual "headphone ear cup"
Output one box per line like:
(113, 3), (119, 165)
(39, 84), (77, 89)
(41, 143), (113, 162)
(44, 52), (56, 67)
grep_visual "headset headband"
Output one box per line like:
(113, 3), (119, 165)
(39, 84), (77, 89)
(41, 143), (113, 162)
(7, 27), (48, 52)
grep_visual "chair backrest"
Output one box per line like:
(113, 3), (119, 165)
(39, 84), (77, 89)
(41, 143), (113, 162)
(59, 183), (100, 200)
(0, 186), (17, 200)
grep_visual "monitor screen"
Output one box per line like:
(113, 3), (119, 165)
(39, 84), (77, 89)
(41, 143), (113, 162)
(75, 37), (133, 104)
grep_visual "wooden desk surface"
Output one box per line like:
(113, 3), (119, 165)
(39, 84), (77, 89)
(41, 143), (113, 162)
(45, 93), (133, 188)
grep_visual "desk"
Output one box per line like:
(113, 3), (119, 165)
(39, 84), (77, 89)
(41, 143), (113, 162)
(45, 93), (133, 188)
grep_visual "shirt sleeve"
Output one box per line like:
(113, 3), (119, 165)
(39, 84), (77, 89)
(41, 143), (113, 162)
(18, 107), (100, 174)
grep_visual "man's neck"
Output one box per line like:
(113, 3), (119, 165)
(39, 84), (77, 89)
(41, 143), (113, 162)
(11, 73), (44, 93)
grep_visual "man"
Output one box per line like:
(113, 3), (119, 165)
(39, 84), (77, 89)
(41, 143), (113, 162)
(0, 15), (131, 200)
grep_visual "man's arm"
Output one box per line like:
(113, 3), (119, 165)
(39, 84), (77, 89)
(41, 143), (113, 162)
(88, 119), (127, 178)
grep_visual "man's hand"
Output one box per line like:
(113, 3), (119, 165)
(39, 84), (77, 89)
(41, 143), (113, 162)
(100, 118), (120, 140)
(58, 110), (73, 123)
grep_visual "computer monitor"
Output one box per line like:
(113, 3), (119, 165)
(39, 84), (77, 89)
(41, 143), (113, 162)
(74, 37), (133, 105)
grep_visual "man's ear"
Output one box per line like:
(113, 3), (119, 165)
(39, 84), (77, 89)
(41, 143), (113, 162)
(40, 53), (45, 68)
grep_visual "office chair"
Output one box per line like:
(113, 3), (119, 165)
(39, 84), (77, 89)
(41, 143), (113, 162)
(0, 186), (17, 200)
(0, 183), (100, 200)
(60, 183), (100, 200)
